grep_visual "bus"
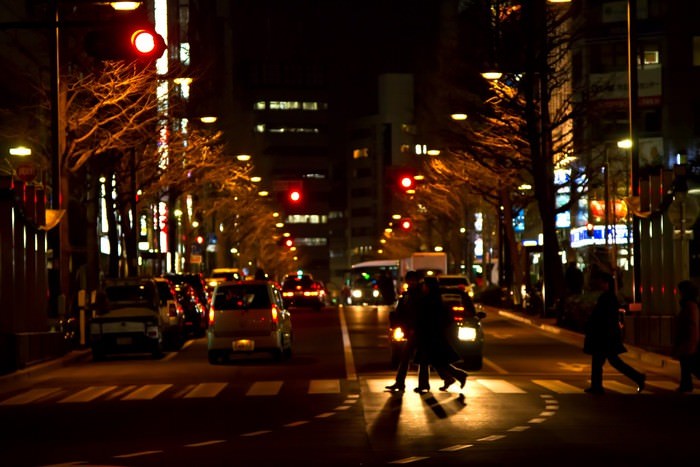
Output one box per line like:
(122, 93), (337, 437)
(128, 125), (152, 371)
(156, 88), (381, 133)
(345, 259), (400, 305)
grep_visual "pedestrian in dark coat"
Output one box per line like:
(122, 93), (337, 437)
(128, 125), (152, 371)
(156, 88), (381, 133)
(413, 276), (467, 393)
(385, 271), (422, 392)
(583, 272), (646, 394)
(673, 280), (700, 393)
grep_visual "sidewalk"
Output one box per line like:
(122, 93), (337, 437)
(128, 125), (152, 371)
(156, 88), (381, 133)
(0, 348), (92, 391)
(490, 306), (681, 381)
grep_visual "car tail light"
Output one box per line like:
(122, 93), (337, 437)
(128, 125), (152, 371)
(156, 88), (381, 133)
(303, 291), (319, 297)
(270, 304), (279, 328)
(391, 326), (406, 342)
(208, 306), (216, 326)
(283, 291), (294, 297)
(168, 303), (178, 317)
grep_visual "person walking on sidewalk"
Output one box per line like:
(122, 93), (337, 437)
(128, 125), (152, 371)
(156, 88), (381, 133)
(583, 272), (646, 394)
(673, 280), (700, 393)
(385, 271), (422, 392)
(412, 276), (468, 394)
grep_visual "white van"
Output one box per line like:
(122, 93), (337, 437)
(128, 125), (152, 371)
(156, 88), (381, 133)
(207, 280), (292, 363)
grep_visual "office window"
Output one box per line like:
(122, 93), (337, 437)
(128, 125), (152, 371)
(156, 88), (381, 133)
(353, 148), (369, 159)
(254, 101), (266, 110)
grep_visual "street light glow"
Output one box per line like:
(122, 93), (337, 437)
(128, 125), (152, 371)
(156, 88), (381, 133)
(481, 71), (503, 80)
(617, 139), (633, 149)
(9, 146), (31, 157)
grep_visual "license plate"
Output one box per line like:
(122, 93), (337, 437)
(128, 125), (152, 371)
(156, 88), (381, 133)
(116, 337), (133, 346)
(233, 339), (254, 351)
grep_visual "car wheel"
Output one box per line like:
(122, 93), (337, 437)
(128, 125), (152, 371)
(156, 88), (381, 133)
(208, 350), (220, 364)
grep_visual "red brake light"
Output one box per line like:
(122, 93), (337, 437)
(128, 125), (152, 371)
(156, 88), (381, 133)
(271, 304), (279, 324)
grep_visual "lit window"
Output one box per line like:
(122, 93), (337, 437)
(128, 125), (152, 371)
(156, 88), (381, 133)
(303, 102), (318, 110)
(255, 124), (265, 133)
(353, 148), (369, 159)
(255, 101), (266, 110)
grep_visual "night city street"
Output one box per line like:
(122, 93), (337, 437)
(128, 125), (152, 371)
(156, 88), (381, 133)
(1, 305), (697, 466)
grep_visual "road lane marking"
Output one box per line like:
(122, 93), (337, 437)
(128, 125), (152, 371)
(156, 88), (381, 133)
(338, 307), (357, 380)
(532, 379), (582, 393)
(474, 379), (526, 393)
(114, 450), (163, 458)
(184, 382), (228, 398)
(308, 379), (340, 394)
(389, 457), (430, 464)
(246, 381), (283, 396)
(185, 440), (226, 447)
(241, 430), (271, 437)
(482, 357), (508, 374)
(284, 421), (309, 427)
(315, 412), (335, 418)
(439, 444), (473, 452)
(121, 384), (172, 400)
(0, 388), (62, 405)
(605, 380), (639, 394)
(477, 435), (506, 441)
(58, 385), (118, 403)
(508, 426), (531, 432)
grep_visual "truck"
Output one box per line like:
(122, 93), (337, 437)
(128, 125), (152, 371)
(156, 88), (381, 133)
(398, 252), (448, 289)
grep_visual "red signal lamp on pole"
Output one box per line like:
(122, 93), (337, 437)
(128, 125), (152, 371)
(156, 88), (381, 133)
(289, 189), (302, 203)
(400, 218), (413, 231)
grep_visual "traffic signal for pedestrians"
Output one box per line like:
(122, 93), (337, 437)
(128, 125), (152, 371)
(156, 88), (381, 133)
(85, 25), (166, 62)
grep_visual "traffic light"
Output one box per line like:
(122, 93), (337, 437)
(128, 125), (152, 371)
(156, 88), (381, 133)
(398, 175), (415, 192)
(399, 218), (413, 231)
(284, 238), (295, 248)
(288, 189), (302, 203)
(85, 25), (166, 62)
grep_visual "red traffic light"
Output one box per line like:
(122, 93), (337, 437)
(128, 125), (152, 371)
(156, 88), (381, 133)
(131, 29), (162, 55)
(288, 190), (302, 203)
(284, 238), (295, 248)
(85, 25), (166, 62)
(399, 218), (413, 231)
(399, 175), (414, 190)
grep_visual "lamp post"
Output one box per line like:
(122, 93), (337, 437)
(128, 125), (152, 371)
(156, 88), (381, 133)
(626, 0), (641, 303)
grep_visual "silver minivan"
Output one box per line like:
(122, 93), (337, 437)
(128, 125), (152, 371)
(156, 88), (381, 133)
(207, 280), (293, 363)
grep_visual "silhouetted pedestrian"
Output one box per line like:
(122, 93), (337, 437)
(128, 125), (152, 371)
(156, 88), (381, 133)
(378, 270), (397, 305)
(583, 272), (646, 394)
(385, 271), (422, 392)
(413, 276), (467, 393)
(673, 280), (700, 393)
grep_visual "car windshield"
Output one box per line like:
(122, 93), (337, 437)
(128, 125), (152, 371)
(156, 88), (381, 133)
(213, 284), (270, 309)
(439, 277), (470, 287)
(104, 284), (155, 309)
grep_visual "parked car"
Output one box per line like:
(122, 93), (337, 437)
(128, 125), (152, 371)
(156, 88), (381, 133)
(281, 274), (328, 311)
(173, 282), (208, 337)
(89, 278), (172, 360)
(388, 286), (486, 370)
(207, 280), (293, 363)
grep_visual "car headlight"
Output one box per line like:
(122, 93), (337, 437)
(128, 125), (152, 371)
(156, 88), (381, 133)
(351, 289), (362, 298)
(457, 326), (477, 342)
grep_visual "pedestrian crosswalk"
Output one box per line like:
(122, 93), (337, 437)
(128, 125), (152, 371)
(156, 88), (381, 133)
(0, 377), (694, 406)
